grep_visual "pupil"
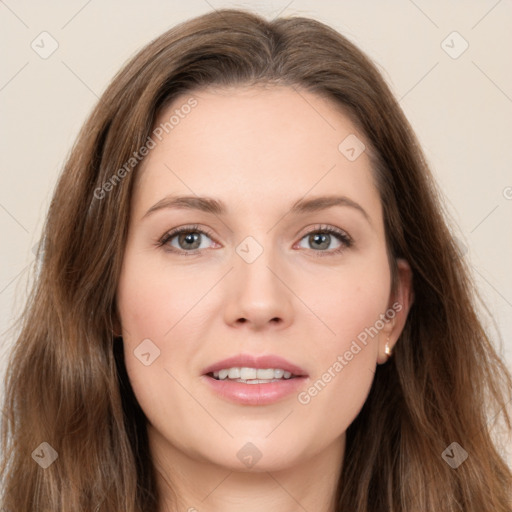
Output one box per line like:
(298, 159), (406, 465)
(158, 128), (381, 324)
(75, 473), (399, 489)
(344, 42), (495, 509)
(180, 232), (200, 249)
(311, 233), (329, 249)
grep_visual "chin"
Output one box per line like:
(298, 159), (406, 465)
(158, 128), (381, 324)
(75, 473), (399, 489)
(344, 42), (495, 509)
(204, 437), (305, 473)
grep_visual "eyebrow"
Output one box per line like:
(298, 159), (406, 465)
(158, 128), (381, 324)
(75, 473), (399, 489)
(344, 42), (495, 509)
(142, 194), (371, 225)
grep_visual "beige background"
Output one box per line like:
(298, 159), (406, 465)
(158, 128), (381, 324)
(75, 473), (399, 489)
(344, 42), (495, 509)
(1, 0), (511, 465)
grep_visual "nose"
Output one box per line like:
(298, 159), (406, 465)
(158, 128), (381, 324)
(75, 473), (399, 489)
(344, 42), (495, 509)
(223, 240), (294, 331)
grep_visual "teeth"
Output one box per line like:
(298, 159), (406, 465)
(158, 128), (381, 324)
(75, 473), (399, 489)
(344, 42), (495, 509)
(241, 367), (257, 380)
(218, 369), (229, 380)
(228, 368), (241, 379)
(212, 367), (295, 381)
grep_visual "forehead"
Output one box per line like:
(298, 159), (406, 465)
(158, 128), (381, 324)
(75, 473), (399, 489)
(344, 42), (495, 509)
(132, 85), (380, 220)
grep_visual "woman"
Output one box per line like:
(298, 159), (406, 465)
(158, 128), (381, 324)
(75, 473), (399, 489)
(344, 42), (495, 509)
(1, 8), (511, 512)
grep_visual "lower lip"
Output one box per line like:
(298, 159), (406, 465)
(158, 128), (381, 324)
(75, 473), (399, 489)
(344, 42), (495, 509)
(201, 374), (309, 405)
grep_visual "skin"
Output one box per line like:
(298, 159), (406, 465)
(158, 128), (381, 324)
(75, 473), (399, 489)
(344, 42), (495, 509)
(116, 85), (413, 512)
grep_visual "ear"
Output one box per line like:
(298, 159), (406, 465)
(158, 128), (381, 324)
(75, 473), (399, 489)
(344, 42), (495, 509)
(377, 258), (414, 364)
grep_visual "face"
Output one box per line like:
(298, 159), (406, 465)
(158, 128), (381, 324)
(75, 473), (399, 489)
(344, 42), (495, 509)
(116, 85), (412, 474)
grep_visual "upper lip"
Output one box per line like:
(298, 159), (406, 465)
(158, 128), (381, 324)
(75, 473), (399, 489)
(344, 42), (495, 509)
(202, 353), (308, 377)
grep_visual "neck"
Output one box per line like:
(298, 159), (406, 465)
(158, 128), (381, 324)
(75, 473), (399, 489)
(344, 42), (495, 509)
(149, 425), (345, 512)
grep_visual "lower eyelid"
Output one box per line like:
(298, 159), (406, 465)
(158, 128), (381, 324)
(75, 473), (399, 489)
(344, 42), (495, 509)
(160, 227), (352, 253)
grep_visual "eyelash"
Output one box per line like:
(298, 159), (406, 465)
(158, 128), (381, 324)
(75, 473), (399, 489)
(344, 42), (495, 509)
(157, 223), (353, 257)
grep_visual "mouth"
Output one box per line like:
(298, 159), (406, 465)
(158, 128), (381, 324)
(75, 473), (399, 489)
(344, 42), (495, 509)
(202, 370), (308, 406)
(201, 353), (308, 381)
(206, 367), (303, 384)
(201, 354), (309, 405)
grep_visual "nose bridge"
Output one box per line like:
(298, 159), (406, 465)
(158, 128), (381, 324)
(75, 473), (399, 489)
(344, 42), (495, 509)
(224, 231), (292, 327)
(235, 232), (281, 294)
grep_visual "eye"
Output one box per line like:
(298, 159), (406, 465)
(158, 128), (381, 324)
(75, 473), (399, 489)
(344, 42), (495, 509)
(157, 224), (217, 254)
(157, 223), (353, 257)
(296, 225), (353, 256)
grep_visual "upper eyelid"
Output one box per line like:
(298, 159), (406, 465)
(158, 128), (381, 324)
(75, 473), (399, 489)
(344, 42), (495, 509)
(161, 224), (351, 246)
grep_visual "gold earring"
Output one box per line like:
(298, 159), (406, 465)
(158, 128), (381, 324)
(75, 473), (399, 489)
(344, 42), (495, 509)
(384, 339), (392, 357)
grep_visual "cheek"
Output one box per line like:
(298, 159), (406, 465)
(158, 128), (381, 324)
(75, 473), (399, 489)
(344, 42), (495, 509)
(295, 254), (391, 348)
(116, 254), (210, 430)
(296, 347), (376, 447)
(295, 293), (384, 441)
(293, 257), (390, 424)
(116, 253), (209, 340)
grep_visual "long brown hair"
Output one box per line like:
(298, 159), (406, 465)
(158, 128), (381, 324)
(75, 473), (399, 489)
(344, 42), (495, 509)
(1, 8), (511, 511)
